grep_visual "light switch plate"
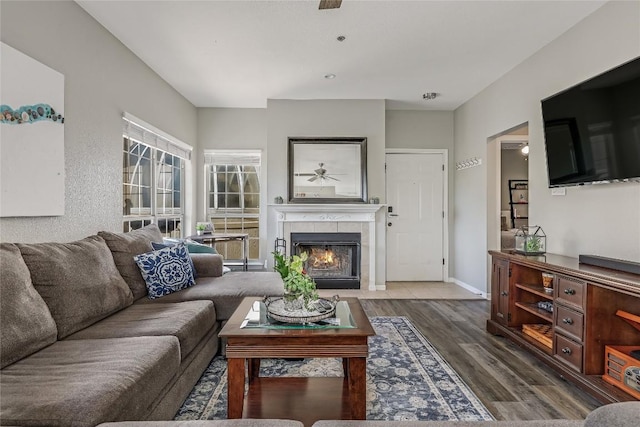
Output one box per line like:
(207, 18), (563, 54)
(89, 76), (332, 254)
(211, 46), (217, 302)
(551, 188), (566, 196)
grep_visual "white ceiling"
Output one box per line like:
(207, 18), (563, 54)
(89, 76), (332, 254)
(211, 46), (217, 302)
(77, 0), (606, 110)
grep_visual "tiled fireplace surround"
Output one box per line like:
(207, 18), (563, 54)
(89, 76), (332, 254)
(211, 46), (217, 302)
(274, 204), (384, 291)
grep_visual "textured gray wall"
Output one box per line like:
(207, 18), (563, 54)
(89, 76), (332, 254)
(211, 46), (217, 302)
(385, 110), (454, 151)
(453, 0), (640, 293)
(0, 1), (197, 243)
(196, 108), (268, 259)
(265, 99), (387, 285)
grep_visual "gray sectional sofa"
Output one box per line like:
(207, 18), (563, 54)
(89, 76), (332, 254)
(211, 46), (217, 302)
(94, 401), (640, 426)
(313, 401), (640, 426)
(0, 225), (284, 427)
(3, 223), (638, 427)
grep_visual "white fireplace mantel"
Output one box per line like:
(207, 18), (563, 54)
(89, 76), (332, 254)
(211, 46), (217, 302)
(272, 204), (384, 291)
(272, 203), (383, 222)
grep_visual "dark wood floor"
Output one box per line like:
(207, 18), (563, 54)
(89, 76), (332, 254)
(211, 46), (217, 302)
(359, 299), (601, 421)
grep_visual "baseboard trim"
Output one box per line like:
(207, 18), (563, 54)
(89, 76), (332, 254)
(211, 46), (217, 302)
(448, 277), (489, 299)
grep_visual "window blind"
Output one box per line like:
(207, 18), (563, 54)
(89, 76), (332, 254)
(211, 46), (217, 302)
(122, 113), (192, 160)
(204, 150), (262, 166)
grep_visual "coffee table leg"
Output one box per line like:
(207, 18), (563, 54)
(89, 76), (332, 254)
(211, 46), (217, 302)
(248, 358), (261, 383)
(227, 357), (245, 418)
(347, 357), (367, 419)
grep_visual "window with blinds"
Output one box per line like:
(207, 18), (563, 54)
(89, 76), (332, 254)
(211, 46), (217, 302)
(205, 150), (261, 261)
(122, 114), (192, 237)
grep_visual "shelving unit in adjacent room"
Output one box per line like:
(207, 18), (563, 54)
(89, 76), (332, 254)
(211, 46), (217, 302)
(508, 179), (528, 229)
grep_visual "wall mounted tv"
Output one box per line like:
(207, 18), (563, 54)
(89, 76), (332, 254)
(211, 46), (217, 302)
(541, 56), (640, 187)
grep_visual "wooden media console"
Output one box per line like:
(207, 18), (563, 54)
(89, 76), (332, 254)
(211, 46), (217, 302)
(487, 250), (640, 403)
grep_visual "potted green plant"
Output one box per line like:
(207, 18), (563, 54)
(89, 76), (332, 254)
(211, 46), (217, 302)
(195, 223), (207, 236)
(514, 225), (547, 255)
(526, 235), (542, 253)
(273, 251), (319, 311)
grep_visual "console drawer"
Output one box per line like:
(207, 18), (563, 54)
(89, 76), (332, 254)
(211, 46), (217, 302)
(554, 333), (583, 373)
(554, 304), (584, 342)
(556, 275), (586, 310)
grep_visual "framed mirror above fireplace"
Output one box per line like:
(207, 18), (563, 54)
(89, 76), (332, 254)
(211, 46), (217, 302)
(288, 137), (367, 204)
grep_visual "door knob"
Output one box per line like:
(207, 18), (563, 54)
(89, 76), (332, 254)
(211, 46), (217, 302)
(387, 222), (392, 227)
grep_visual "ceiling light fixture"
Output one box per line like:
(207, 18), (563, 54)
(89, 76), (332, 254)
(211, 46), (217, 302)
(422, 92), (438, 100)
(324, 73), (336, 79)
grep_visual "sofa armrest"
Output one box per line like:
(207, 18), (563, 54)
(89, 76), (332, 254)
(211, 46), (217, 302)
(190, 253), (224, 277)
(584, 402), (640, 427)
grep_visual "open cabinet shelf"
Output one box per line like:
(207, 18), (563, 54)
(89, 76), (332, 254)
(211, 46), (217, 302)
(487, 250), (640, 404)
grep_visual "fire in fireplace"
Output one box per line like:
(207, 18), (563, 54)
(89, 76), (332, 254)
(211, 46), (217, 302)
(290, 232), (361, 289)
(307, 246), (347, 276)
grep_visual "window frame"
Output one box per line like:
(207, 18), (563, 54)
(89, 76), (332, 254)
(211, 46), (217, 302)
(205, 150), (261, 261)
(122, 115), (191, 237)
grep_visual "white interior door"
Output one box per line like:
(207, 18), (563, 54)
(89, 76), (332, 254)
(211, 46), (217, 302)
(386, 153), (444, 281)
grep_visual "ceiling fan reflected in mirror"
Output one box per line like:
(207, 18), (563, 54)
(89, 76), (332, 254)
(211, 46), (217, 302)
(296, 163), (341, 183)
(319, 0), (342, 10)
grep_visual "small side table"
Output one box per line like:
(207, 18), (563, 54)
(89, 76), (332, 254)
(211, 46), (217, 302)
(187, 232), (249, 271)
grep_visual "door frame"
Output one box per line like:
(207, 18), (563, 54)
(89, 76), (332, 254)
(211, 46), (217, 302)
(486, 124), (528, 293)
(385, 148), (449, 281)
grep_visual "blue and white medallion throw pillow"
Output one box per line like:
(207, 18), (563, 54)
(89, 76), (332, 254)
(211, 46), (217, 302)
(134, 243), (196, 299)
(152, 241), (197, 278)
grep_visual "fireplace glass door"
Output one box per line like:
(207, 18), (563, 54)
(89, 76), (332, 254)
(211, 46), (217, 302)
(291, 232), (361, 289)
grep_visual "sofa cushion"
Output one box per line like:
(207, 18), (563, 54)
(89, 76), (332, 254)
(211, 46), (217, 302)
(97, 420), (305, 426)
(99, 224), (164, 300)
(164, 237), (219, 254)
(0, 336), (180, 427)
(135, 243), (196, 299)
(584, 402), (640, 427)
(66, 301), (216, 360)
(0, 243), (58, 368)
(185, 239), (218, 254)
(136, 271), (284, 321)
(17, 236), (134, 339)
(190, 253), (224, 278)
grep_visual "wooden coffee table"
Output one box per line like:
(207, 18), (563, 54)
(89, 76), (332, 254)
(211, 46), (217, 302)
(219, 297), (375, 423)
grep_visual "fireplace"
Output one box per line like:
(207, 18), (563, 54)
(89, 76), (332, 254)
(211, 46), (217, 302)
(290, 232), (361, 289)
(274, 204), (383, 290)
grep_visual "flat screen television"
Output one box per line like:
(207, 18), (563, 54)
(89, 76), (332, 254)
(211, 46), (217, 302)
(541, 56), (640, 187)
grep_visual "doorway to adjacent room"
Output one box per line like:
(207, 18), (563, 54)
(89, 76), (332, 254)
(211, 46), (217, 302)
(487, 123), (529, 256)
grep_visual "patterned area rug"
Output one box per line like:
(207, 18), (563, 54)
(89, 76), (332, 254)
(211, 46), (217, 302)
(176, 316), (494, 421)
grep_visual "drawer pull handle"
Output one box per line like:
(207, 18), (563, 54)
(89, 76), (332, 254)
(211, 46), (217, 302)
(564, 288), (576, 295)
(562, 347), (572, 355)
(562, 318), (574, 325)
(500, 291), (508, 296)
